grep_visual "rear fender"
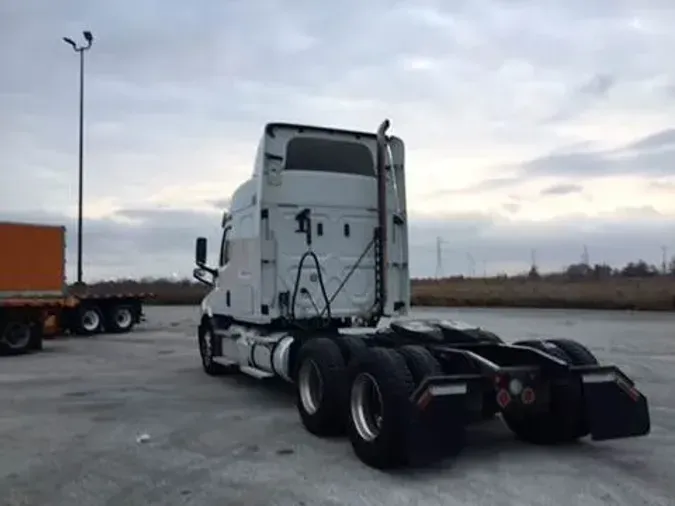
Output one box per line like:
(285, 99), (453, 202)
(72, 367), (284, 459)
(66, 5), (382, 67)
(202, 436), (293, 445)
(405, 374), (484, 465)
(575, 365), (650, 440)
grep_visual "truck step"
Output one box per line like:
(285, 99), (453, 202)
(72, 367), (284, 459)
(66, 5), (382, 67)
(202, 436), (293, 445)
(240, 366), (275, 379)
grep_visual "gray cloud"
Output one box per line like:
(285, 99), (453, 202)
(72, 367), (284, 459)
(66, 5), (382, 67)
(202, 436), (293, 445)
(509, 128), (675, 180)
(544, 73), (616, 123)
(209, 198), (231, 210)
(540, 183), (584, 196)
(4, 205), (673, 282)
(579, 74), (616, 97)
(412, 207), (675, 277)
(3, 207), (223, 281)
(431, 177), (523, 196)
(2, 1), (675, 280)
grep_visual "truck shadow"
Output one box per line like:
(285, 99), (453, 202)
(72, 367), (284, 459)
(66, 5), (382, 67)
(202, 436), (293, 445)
(397, 421), (606, 477)
(211, 371), (615, 476)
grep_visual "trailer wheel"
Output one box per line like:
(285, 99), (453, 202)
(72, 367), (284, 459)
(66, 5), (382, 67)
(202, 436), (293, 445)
(347, 347), (415, 469)
(105, 304), (135, 333)
(296, 337), (349, 436)
(73, 305), (104, 336)
(0, 321), (32, 355)
(396, 345), (441, 386)
(502, 339), (588, 444)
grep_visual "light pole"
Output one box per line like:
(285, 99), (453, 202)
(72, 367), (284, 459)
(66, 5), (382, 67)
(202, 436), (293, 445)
(63, 31), (94, 286)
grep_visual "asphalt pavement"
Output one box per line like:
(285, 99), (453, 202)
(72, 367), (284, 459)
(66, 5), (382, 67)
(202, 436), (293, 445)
(1, 305), (673, 506)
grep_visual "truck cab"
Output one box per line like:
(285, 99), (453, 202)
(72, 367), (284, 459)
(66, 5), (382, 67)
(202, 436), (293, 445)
(194, 120), (410, 329)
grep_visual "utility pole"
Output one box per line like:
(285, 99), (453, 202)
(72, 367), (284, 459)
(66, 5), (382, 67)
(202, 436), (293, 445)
(662, 245), (668, 274)
(63, 31), (94, 286)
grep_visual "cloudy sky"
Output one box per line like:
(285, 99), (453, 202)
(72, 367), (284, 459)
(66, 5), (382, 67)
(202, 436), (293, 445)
(2, 0), (675, 281)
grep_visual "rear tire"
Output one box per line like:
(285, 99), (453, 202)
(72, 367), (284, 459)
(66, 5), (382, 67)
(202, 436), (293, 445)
(105, 304), (136, 333)
(0, 321), (33, 355)
(548, 338), (598, 365)
(73, 305), (104, 336)
(396, 345), (441, 387)
(346, 347), (415, 469)
(502, 339), (591, 444)
(295, 337), (349, 437)
(333, 334), (367, 364)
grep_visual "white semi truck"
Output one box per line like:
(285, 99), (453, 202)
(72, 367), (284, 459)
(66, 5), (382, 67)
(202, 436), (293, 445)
(192, 119), (650, 469)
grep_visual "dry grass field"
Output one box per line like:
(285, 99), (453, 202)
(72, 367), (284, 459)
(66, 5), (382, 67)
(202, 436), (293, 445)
(412, 276), (675, 311)
(81, 275), (675, 312)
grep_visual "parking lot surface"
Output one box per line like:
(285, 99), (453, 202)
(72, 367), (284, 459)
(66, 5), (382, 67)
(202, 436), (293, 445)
(1, 305), (674, 506)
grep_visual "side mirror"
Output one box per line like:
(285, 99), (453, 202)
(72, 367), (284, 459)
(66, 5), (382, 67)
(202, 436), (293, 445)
(195, 237), (208, 266)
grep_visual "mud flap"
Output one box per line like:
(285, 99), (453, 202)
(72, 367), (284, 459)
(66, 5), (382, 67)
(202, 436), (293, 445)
(405, 374), (483, 466)
(578, 366), (651, 441)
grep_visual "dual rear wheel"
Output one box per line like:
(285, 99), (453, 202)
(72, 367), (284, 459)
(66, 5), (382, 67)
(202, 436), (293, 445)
(295, 336), (600, 468)
(501, 338), (598, 445)
(295, 339), (439, 469)
(72, 303), (136, 336)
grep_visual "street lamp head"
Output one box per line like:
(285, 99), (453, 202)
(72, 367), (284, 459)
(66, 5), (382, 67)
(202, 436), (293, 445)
(62, 37), (77, 50)
(83, 31), (93, 46)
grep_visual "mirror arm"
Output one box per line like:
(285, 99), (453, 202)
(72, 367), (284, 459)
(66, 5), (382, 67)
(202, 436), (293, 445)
(197, 263), (218, 277)
(193, 267), (215, 287)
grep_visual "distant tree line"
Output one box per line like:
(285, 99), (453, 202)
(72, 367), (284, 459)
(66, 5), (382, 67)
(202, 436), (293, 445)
(74, 256), (675, 306)
(527, 257), (675, 281)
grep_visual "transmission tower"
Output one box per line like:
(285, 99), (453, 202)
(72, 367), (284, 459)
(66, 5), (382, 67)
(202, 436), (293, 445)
(435, 237), (444, 278)
(467, 252), (476, 277)
(582, 244), (589, 265)
(530, 248), (538, 270)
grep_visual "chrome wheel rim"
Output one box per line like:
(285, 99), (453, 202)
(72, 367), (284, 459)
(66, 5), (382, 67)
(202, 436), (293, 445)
(298, 359), (323, 415)
(350, 372), (384, 442)
(115, 308), (132, 329)
(82, 310), (100, 332)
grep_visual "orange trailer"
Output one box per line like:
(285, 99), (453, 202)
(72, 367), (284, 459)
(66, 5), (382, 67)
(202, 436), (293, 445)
(0, 221), (150, 355)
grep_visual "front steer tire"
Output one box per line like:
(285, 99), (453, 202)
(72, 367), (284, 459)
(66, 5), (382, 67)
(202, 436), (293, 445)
(346, 347), (416, 469)
(295, 337), (350, 437)
(198, 325), (237, 376)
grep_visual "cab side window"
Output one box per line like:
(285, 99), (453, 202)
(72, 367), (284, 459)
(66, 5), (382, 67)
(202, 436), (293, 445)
(219, 226), (231, 267)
